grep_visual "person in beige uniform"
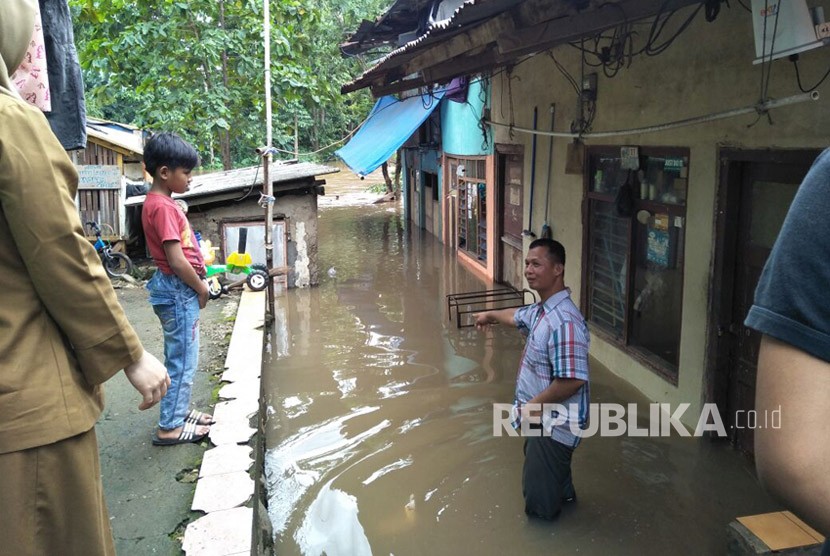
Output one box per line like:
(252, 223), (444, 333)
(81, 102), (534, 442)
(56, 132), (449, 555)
(0, 2), (170, 554)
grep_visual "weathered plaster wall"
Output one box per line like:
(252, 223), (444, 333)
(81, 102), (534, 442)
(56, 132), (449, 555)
(187, 192), (319, 288)
(442, 79), (494, 156)
(490, 4), (830, 425)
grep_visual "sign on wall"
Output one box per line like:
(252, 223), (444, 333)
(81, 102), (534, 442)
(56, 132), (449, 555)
(78, 165), (121, 190)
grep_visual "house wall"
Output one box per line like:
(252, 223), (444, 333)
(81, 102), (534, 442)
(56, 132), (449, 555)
(490, 4), (830, 426)
(441, 79), (493, 156)
(402, 136), (442, 237)
(440, 80), (500, 280)
(186, 193), (319, 288)
(124, 162), (144, 181)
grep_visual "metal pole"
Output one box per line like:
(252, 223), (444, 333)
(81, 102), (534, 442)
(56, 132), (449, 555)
(294, 113), (299, 159)
(264, 0), (272, 148)
(263, 0), (275, 318)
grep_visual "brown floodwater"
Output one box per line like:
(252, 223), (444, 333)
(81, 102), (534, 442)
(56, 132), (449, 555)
(263, 204), (778, 556)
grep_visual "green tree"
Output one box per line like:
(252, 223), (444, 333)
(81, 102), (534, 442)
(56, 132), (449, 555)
(70, 0), (391, 169)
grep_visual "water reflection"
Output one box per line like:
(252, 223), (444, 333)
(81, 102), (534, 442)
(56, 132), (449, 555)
(264, 205), (525, 555)
(263, 205), (778, 556)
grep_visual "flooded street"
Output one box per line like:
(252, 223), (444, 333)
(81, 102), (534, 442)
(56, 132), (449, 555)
(263, 201), (778, 555)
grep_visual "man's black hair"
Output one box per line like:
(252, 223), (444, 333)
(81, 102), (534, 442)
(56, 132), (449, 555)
(529, 238), (566, 265)
(143, 132), (199, 177)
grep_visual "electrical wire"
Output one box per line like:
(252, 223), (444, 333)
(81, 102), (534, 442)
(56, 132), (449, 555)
(567, 0), (706, 78)
(548, 51), (581, 95)
(233, 164), (260, 202)
(755, 0), (781, 108)
(485, 91), (819, 138)
(763, 1), (781, 100)
(266, 89), (439, 158)
(792, 57), (830, 93)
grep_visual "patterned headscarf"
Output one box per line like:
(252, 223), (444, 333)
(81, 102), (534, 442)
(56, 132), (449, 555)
(0, 0), (36, 99)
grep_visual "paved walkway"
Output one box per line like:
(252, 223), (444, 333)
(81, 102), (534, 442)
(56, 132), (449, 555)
(97, 286), (236, 555)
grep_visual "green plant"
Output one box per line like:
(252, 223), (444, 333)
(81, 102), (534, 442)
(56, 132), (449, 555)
(366, 182), (387, 194)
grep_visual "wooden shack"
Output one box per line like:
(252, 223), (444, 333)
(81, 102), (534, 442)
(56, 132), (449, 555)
(70, 118), (145, 240)
(125, 161), (339, 289)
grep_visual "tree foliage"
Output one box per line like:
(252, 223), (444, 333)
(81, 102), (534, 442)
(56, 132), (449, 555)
(69, 0), (391, 169)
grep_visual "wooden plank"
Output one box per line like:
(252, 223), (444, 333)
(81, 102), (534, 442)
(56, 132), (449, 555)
(359, 0), (702, 96)
(737, 512), (824, 551)
(783, 511), (825, 544)
(372, 45), (506, 96)
(222, 290), (265, 383)
(400, 16), (515, 77)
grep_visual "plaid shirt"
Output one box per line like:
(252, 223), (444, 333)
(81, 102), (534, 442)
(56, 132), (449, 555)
(513, 288), (590, 447)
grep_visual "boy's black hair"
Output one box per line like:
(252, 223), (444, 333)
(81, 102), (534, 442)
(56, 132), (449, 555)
(143, 132), (199, 177)
(529, 238), (566, 265)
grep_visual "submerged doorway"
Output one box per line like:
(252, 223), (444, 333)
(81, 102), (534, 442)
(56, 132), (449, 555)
(495, 145), (524, 289)
(708, 149), (820, 455)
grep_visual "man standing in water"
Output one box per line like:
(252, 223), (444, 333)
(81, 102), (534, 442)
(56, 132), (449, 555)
(475, 238), (590, 520)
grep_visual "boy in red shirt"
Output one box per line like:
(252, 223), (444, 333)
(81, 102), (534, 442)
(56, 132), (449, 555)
(142, 132), (213, 445)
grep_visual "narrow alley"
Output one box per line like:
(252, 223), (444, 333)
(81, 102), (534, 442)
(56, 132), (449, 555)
(262, 197), (779, 555)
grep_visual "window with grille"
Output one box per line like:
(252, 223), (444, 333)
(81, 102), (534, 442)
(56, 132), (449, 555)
(584, 146), (689, 378)
(449, 156), (487, 264)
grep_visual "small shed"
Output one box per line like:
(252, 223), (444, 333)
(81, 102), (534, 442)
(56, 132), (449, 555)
(70, 118), (146, 239)
(125, 161), (339, 289)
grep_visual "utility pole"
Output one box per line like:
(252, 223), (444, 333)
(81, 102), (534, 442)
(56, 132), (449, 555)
(263, 0), (275, 319)
(294, 113), (299, 159)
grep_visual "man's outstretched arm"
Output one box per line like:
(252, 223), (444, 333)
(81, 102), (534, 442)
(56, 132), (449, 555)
(474, 308), (518, 330)
(755, 335), (830, 534)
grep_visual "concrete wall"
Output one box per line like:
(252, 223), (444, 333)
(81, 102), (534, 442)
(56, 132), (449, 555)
(402, 144), (443, 236)
(187, 192), (319, 288)
(490, 4), (830, 425)
(441, 79), (494, 156)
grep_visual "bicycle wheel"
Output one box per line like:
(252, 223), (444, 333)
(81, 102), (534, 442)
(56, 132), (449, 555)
(103, 252), (134, 278)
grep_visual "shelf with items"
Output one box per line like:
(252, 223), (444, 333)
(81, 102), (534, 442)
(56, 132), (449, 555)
(458, 186), (468, 249)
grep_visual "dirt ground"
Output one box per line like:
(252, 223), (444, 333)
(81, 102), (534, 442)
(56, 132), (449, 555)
(97, 277), (238, 555)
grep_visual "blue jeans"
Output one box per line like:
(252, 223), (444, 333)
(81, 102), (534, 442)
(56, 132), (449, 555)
(147, 271), (201, 430)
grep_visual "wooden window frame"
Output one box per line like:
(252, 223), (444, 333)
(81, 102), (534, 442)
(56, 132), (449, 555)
(581, 145), (690, 384)
(448, 155), (488, 266)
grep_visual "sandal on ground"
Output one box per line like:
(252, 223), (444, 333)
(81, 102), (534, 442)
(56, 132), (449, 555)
(186, 409), (215, 426)
(152, 420), (209, 446)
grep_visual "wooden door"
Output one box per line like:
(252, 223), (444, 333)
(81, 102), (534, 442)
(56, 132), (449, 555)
(727, 161), (807, 454)
(499, 151), (524, 289)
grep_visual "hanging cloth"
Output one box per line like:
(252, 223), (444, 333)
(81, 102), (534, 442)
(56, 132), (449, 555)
(0, 0), (35, 100)
(38, 0), (87, 150)
(10, 1), (51, 111)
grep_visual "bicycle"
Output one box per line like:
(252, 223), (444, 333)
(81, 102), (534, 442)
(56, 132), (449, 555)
(85, 221), (134, 279)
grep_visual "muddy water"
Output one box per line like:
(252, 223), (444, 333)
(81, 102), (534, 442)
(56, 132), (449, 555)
(263, 205), (777, 555)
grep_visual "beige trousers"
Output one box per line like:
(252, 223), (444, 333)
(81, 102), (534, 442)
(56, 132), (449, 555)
(0, 427), (115, 556)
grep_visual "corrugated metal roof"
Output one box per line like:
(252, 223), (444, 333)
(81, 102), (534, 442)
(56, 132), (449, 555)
(125, 162), (339, 206)
(343, 0), (435, 53)
(86, 118), (145, 155)
(344, 0), (522, 92)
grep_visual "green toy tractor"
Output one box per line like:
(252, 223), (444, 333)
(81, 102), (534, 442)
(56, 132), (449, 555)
(203, 228), (269, 299)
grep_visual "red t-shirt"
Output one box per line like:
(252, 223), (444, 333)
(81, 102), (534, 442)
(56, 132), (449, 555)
(142, 192), (205, 276)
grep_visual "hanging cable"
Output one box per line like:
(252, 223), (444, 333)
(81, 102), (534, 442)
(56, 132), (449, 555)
(762, 2), (781, 101)
(485, 91), (819, 139)
(791, 54), (830, 92)
(548, 51), (580, 95)
(704, 0), (722, 22)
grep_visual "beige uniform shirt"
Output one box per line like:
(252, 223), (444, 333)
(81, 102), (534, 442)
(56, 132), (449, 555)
(0, 95), (143, 454)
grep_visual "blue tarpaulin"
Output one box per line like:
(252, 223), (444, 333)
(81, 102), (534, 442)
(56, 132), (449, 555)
(335, 91), (445, 176)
